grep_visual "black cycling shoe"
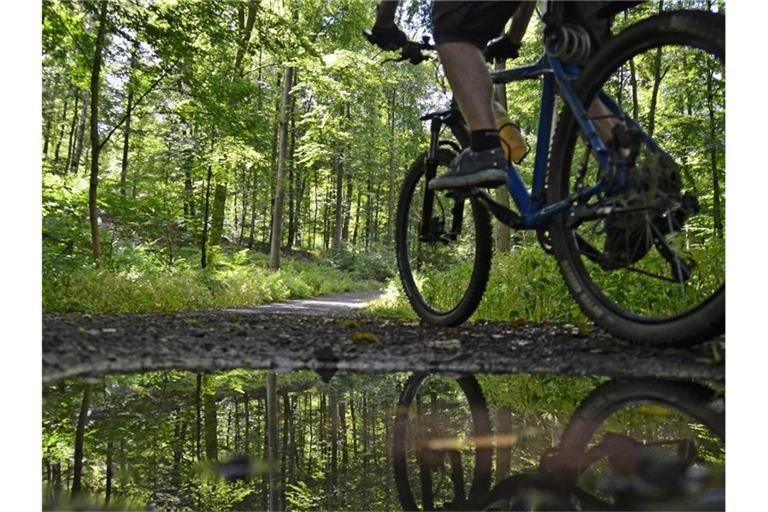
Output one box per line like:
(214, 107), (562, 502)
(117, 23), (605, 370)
(428, 147), (508, 190)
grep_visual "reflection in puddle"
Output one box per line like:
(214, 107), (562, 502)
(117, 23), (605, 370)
(42, 371), (724, 511)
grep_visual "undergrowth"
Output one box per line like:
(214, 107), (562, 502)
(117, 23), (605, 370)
(366, 244), (589, 325)
(43, 247), (382, 314)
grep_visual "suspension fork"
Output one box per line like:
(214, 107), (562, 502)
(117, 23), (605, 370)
(421, 116), (467, 240)
(420, 118), (442, 239)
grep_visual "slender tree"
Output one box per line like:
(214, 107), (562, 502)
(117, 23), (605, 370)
(87, 0), (109, 266)
(269, 65), (294, 269)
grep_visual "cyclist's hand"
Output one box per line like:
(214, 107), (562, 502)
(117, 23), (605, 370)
(485, 36), (521, 63)
(368, 24), (408, 51)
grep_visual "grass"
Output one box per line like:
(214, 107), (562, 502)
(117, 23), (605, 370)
(366, 244), (589, 325)
(43, 248), (382, 314)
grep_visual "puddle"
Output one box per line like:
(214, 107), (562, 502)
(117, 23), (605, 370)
(42, 370), (724, 511)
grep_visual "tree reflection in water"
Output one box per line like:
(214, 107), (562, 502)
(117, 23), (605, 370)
(42, 370), (724, 511)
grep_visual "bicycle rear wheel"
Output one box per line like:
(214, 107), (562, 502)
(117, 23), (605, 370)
(548, 10), (725, 346)
(396, 149), (493, 326)
(549, 379), (724, 510)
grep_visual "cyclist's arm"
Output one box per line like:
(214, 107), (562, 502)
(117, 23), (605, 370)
(506, 1), (535, 45)
(486, 2), (535, 62)
(375, 1), (400, 29)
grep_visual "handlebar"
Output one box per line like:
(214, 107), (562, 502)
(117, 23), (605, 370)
(363, 30), (435, 65)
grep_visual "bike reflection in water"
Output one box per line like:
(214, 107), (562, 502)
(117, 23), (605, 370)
(393, 374), (724, 511)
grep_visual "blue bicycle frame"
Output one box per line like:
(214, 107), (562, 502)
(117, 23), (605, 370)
(485, 51), (627, 230)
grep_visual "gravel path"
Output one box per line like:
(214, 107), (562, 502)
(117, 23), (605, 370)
(223, 290), (383, 316)
(43, 299), (723, 384)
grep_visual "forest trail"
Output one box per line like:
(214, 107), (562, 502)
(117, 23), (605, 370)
(43, 310), (724, 385)
(223, 290), (383, 316)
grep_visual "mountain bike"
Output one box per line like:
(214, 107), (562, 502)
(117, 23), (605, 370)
(385, 7), (725, 346)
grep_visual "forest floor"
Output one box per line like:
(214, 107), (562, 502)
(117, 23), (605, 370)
(43, 291), (724, 385)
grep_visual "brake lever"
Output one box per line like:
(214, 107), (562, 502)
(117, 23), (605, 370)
(364, 30), (434, 65)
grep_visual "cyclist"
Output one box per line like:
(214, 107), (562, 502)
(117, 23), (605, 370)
(369, 1), (523, 190)
(368, 1), (624, 191)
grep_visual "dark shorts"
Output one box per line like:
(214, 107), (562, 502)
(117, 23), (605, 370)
(432, 1), (522, 49)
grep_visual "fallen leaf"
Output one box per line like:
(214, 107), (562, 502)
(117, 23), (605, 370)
(350, 331), (378, 342)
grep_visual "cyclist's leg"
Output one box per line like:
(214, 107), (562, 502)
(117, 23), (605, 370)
(428, 1), (520, 190)
(437, 42), (495, 131)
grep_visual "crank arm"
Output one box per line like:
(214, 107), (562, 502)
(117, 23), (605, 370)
(471, 189), (524, 228)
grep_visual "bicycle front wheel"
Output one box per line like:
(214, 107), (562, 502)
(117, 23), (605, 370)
(396, 149), (493, 326)
(548, 10), (725, 346)
(393, 373), (493, 511)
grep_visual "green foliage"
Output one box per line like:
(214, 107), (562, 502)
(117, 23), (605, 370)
(286, 480), (325, 511)
(43, 249), (379, 314)
(478, 374), (603, 416)
(331, 249), (396, 282)
(198, 478), (254, 512)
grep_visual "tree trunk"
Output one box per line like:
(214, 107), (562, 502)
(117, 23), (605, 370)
(294, 171), (308, 247)
(120, 42), (139, 196)
(184, 158), (195, 219)
(628, 58), (639, 121)
(350, 395), (358, 456)
(339, 398), (348, 469)
(209, 183), (228, 248)
(328, 390), (339, 509)
(706, 63), (724, 238)
(244, 391), (250, 454)
(238, 166), (249, 246)
(172, 416), (186, 486)
(332, 105), (348, 253)
(494, 60), (512, 253)
(52, 462), (62, 500)
(342, 172), (352, 243)
(365, 172), (372, 250)
(43, 114), (52, 159)
(87, 0), (109, 267)
(70, 91), (88, 174)
(266, 372), (279, 511)
(64, 92), (80, 174)
(322, 187), (330, 251)
(233, 0), (258, 78)
(200, 156), (213, 268)
(386, 89), (396, 243)
(196, 373), (202, 461)
(286, 83), (298, 249)
(647, 0), (665, 138)
(362, 396), (370, 471)
(269, 66), (294, 269)
(247, 163), (259, 249)
(203, 374), (218, 461)
(119, 89), (133, 197)
(265, 72), (281, 247)
(352, 186), (362, 246)
(373, 180), (383, 244)
(332, 152), (344, 253)
(105, 440), (114, 506)
(281, 393), (290, 509)
(53, 94), (69, 170)
(290, 396), (299, 485)
(71, 383), (93, 496)
(306, 394), (314, 474)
